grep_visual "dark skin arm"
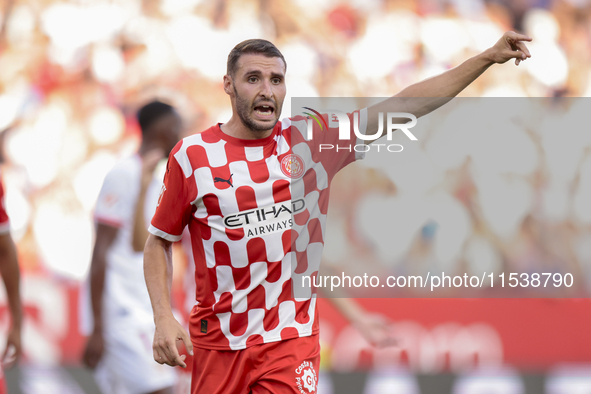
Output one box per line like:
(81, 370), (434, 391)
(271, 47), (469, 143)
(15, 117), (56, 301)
(82, 223), (118, 369)
(132, 150), (164, 252)
(0, 232), (21, 368)
(0, 0), (15, 50)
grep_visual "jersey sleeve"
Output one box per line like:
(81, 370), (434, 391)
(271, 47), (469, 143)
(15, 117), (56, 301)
(0, 180), (10, 234)
(149, 146), (193, 242)
(293, 108), (368, 178)
(94, 166), (133, 228)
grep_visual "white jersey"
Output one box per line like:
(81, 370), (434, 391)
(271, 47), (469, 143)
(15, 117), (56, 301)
(82, 154), (176, 394)
(93, 154), (161, 325)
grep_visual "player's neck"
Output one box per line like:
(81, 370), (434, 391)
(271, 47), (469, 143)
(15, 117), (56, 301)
(220, 116), (274, 140)
(138, 141), (161, 157)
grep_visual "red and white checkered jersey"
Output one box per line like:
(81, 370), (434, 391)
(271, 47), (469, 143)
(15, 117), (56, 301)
(0, 176), (9, 235)
(150, 111), (367, 350)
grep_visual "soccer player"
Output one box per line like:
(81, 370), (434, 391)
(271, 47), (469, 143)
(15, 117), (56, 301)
(82, 101), (182, 394)
(144, 33), (531, 393)
(0, 177), (22, 394)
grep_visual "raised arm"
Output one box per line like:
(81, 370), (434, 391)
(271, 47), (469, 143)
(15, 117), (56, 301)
(0, 232), (21, 368)
(366, 31), (532, 137)
(144, 233), (192, 368)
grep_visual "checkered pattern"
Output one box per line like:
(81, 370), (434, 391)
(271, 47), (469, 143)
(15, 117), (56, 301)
(150, 111), (366, 350)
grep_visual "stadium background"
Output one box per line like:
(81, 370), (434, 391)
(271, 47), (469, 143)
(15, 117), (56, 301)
(1, 0), (591, 392)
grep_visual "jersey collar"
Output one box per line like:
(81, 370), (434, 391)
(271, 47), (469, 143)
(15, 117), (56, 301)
(213, 122), (280, 147)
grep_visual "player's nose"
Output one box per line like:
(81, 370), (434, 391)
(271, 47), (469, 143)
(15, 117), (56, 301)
(259, 80), (273, 99)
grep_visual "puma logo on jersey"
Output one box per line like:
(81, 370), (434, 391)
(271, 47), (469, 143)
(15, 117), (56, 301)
(214, 174), (233, 187)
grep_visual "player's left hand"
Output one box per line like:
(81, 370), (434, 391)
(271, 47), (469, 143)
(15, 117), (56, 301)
(153, 314), (193, 368)
(1, 325), (21, 369)
(486, 31), (532, 66)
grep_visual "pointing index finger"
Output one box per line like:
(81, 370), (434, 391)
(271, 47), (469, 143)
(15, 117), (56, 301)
(508, 31), (532, 42)
(516, 41), (531, 58)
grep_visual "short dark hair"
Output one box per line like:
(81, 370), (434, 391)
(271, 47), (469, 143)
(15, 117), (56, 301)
(137, 101), (174, 135)
(227, 39), (286, 76)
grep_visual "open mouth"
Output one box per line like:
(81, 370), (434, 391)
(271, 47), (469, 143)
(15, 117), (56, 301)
(254, 104), (275, 119)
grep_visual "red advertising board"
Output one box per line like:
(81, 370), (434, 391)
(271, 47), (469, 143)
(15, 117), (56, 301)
(317, 298), (591, 372)
(3, 276), (591, 371)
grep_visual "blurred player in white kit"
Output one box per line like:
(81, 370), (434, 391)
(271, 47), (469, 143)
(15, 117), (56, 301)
(82, 101), (181, 394)
(0, 174), (22, 394)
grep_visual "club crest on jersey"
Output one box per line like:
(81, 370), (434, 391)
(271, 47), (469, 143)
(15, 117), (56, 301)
(295, 361), (317, 393)
(281, 154), (305, 179)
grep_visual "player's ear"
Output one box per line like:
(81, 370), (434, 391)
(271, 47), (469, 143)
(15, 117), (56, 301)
(223, 74), (233, 96)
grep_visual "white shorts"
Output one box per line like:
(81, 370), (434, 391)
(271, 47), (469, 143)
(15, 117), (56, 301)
(94, 316), (176, 394)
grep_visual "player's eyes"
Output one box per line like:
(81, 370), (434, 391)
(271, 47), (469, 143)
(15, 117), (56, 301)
(248, 76), (258, 83)
(271, 78), (282, 84)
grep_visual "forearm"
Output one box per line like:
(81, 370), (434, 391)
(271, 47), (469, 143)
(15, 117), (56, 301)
(365, 31), (531, 137)
(400, 51), (493, 98)
(329, 297), (365, 325)
(319, 264), (365, 325)
(365, 51), (495, 136)
(144, 235), (174, 321)
(393, 51), (494, 117)
(88, 223), (119, 333)
(0, 235), (21, 329)
(132, 183), (150, 252)
(89, 252), (106, 332)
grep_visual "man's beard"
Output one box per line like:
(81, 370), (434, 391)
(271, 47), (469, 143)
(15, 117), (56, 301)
(234, 86), (280, 133)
